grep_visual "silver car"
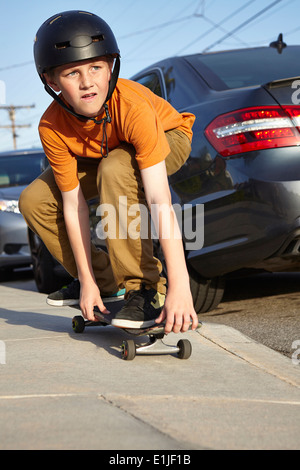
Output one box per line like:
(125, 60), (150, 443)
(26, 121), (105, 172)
(0, 149), (47, 273)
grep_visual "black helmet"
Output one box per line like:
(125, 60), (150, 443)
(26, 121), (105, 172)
(34, 10), (120, 114)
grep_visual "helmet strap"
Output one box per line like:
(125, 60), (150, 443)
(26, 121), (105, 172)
(42, 55), (119, 123)
(106, 55), (120, 102)
(43, 82), (112, 125)
(43, 80), (112, 158)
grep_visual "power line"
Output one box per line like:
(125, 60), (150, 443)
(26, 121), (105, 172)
(119, 0), (203, 40)
(119, 14), (195, 40)
(0, 61), (33, 72)
(176, 0), (256, 55)
(202, 0), (284, 52)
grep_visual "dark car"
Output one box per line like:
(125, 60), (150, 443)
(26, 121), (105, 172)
(129, 37), (300, 312)
(0, 149), (48, 273)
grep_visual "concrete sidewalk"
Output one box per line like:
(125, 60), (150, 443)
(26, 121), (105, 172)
(0, 282), (299, 450)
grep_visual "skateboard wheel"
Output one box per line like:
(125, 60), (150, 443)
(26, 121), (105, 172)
(177, 339), (192, 359)
(121, 340), (136, 361)
(72, 315), (85, 333)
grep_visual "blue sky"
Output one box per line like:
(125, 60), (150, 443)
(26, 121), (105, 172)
(0, 0), (300, 151)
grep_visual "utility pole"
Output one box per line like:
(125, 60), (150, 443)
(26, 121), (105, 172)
(0, 104), (35, 149)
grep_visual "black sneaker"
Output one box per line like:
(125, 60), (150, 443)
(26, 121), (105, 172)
(46, 279), (125, 306)
(111, 286), (165, 328)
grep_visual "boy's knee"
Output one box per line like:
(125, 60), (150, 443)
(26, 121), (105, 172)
(19, 186), (33, 217)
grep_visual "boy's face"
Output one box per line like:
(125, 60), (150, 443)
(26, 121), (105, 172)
(45, 57), (113, 118)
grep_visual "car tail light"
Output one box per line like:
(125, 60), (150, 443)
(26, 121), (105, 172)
(204, 106), (300, 157)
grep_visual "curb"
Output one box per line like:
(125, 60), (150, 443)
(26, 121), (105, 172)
(199, 322), (300, 388)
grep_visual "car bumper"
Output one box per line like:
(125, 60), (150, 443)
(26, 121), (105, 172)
(0, 211), (31, 269)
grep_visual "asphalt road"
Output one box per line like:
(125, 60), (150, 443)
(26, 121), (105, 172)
(200, 272), (300, 361)
(1, 268), (299, 362)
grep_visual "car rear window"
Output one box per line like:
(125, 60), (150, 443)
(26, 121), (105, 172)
(0, 153), (45, 187)
(188, 47), (300, 90)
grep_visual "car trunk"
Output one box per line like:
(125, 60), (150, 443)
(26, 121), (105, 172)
(263, 77), (300, 106)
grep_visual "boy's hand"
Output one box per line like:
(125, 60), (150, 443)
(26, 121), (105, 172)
(79, 281), (110, 321)
(155, 288), (198, 334)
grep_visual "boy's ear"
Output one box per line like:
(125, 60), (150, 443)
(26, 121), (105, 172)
(43, 73), (60, 92)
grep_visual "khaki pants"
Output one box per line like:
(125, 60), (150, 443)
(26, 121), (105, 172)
(19, 129), (191, 295)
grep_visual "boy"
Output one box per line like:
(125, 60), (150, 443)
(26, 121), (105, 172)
(19, 10), (198, 334)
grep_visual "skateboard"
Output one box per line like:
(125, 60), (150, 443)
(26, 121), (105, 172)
(71, 305), (201, 361)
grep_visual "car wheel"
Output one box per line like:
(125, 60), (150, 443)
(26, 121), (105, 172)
(153, 240), (224, 313)
(28, 229), (70, 294)
(189, 267), (225, 314)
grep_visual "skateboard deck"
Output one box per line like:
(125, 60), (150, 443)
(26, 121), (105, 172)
(70, 305), (201, 360)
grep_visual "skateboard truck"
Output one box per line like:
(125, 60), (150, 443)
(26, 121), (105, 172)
(71, 314), (195, 361)
(121, 336), (192, 361)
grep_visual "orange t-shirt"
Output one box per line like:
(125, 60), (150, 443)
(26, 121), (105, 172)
(39, 78), (195, 192)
